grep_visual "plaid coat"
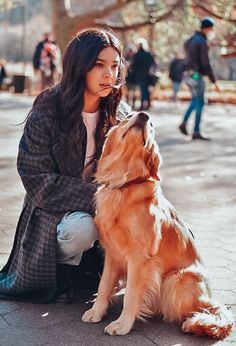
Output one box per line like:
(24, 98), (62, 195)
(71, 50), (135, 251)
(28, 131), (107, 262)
(0, 93), (130, 302)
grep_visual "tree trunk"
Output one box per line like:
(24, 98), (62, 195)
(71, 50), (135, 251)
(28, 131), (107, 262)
(51, 0), (137, 53)
(52, 0), (73, 53)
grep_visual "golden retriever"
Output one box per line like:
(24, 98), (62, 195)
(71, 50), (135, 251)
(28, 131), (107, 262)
(82, 112), (234, 338)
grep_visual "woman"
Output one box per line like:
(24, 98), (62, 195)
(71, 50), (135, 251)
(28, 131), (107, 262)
(0, 28), (130, 303)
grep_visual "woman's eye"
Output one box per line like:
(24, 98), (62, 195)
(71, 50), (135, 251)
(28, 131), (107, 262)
(95, 63), (103, 68)
(112, 64), (118, 69)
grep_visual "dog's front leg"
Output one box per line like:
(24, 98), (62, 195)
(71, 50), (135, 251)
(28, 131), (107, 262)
(82, 255), (119, 323)
(105, 259), (144, 335)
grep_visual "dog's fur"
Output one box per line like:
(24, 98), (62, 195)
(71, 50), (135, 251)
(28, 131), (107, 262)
(82, 112), (234, 338)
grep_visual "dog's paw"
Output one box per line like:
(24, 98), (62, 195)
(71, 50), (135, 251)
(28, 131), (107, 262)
(82, 307), (104, 323)
(104, 318), (132, 335)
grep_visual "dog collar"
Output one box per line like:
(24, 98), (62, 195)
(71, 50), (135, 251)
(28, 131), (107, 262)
(119, 177), (148, 189)
(103, 177), (149, 190)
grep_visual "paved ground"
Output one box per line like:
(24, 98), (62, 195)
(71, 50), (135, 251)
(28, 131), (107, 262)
(0, 93), (235, 346)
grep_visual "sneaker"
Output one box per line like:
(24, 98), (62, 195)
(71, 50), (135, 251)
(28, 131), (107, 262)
(179, 123), (188, 136)
(192, 132), (211, 141)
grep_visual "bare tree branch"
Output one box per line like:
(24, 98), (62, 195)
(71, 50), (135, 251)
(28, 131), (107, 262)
(52, 0), (139, 50)
(94, 0), (184, 32)
(68, 0), (137, 28)
(192, 1), (236, 23)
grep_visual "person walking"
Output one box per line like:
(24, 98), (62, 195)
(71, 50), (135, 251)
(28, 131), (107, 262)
(0, 29), (130, 304)
(131, 38), (156, 110)
(169, 53), (185, 102)
(33, 33), (61, 90)
(179, 17), (220, 140)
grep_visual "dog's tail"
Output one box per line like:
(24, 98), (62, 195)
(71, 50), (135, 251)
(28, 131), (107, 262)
(182, 302), (234, 339)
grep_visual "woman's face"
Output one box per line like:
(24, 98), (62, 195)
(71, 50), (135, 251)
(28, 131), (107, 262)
(85, 46), (120, 98)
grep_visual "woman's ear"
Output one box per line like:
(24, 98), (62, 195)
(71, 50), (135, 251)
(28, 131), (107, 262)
(146, 144), (162, 181)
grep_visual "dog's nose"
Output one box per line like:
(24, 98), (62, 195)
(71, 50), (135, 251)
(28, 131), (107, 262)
(138, 112), (149, 122)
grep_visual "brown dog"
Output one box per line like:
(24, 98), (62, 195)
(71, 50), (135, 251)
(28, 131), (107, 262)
(82, 112), (234, 338)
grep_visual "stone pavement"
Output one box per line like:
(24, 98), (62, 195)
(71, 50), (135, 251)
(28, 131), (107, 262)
(0, 93), (235, 346)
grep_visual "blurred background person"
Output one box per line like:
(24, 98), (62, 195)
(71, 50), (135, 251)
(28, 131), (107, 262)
(130, 38), (156, 110)
(39, 40), (61, 90)
(32, 33), (61, 90)
(0, 59), (7, 90)
(33, 32), (52, 73)
(169, 53), (185, 102)
(124, 44), (137, 108)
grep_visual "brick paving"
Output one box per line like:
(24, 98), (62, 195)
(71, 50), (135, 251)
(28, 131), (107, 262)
(0, 93), (235, 345)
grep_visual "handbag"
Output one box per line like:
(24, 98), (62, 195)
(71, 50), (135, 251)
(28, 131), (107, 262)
(148, 65), (160, 86)
(148, 73), (159, 86)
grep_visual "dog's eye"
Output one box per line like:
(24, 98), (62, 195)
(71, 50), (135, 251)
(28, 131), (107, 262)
(126, 114), (133, 119)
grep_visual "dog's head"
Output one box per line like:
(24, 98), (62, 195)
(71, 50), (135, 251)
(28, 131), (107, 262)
(95, 112), (162, 189)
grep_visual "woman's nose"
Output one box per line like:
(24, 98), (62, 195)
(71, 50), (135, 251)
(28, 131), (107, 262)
(104, 67), (113, 78)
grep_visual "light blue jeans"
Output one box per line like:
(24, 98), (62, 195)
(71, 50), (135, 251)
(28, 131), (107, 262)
(183, 76), (205, 133)
(56, 211), (98, 266)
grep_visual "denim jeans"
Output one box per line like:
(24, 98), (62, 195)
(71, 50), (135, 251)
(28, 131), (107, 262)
(172, 81), (181, 101)
(56, 211), (98, 266)
(183, 76), (205, 133)
(139, 82), (150, 108)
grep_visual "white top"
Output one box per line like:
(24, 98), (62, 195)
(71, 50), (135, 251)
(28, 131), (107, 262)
(81, 110), (99, 181)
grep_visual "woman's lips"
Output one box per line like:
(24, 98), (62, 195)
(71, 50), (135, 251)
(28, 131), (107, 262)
(99, 84), (112, 88)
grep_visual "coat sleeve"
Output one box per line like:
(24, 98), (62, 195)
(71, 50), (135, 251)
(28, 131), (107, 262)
(17, 109), (97, 214)
(199, 41), (216, 83)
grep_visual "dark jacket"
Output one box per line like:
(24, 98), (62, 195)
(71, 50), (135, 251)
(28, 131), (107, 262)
(131, 48), (155, 84)
(169, 58), (185, 83)
(33, 40), (45, 69)
(0, 90), (130, 303)
(184, 31), (216, 83)
(0, 66), (7, 83)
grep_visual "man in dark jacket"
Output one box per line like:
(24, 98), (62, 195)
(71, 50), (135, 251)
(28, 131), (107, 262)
(131, 38), (156, 110)
(179, 17), (220, 140)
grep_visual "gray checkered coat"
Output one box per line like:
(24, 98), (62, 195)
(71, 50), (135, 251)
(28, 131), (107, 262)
(0, 94), (131, 302)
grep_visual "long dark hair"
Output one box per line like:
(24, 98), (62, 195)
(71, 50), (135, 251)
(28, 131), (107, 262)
(31, 28), (126, 163)
(61, 28), (125, 162)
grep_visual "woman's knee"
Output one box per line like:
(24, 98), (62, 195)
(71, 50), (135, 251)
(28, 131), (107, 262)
(56, 211), (98, 263)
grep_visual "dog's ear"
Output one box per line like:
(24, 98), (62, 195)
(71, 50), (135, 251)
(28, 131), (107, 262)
(146, 144), (162, 181)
